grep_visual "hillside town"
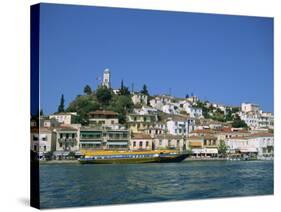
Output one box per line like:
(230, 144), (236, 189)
(31, 69), (274, 161)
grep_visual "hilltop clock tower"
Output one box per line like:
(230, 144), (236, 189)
(102, 68), (111, 88)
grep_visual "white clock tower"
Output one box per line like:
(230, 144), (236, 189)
(102, 68), (111, 88)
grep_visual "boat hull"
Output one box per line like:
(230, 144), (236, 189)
(79, 154), (188, 164)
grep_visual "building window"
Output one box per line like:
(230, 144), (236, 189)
(133, 141), (136, 147)
(140, 141), (143, 147)
(168, 140), (171, 146)
(146, 141), (149, 147)
(159, 140), (162, 145)
(59, 143), (63, 148)
(177, 140), (180, 147)
(42, 137), (47, 141)
(44, 146), (46, 151)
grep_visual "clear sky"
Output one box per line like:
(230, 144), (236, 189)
(39, 3), (273, 115)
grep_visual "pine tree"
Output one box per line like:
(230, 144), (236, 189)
(83, 85), (92, 95)
(57, 94), (65, 113)
(140, 84), (149, 96)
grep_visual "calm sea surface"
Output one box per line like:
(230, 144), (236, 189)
(40, 160), (273, 208)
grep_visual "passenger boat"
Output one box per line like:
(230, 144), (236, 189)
(78, 150), (188, 164)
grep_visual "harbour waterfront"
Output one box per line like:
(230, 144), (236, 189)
(40, 160), (273, 208)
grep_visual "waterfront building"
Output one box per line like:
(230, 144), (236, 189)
(30, 127), (56, 159)
(166, 115), (195, 136)
(53, 125), (79, 158)
(106, 128), (130, 149)
(215, 127), (251, 141)
(154, 134), (186, 151)
(102, 68), (111, 88)
(247, 133), (274, 158)
(79, 127), (103, 150)
(188, 135), (218, 157)
(49, 112), (77, 125)
(126, 113), (158, 133)
(88, 110), (119, 127)
(225, 133), (274, 158)
(80, 126), (130, 150)
(131, 92), (148, 105)
(130, 133), (153, 150)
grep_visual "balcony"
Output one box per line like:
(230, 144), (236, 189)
(58, 138), (77, 144)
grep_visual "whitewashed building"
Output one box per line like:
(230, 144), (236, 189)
(241, 102), (260, 113)
(49, 112), (77, 125)
(154, 134), (187, 151)
(30, 127), (56, 159)
(149, 95), (173, 110)
(239, 111), (274, 130)
(184, 106), (203, 118)
(166, 115), (195, 136)
(225, 133), (274, 157)
(131, 93), (148, 105)
(130, 133), (153, 150)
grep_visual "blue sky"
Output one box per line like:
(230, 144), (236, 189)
(39, 3), (273, 115)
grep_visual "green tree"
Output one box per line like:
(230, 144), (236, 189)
(83, 85), (92, 95)
(66, 95), (100, 125)
(119, 80), (130, 96)
(108, 95), (134, 124)
(39, 109), (44, 116)
(140, 84), (149, 96)
(232, 114), (248, 128)
(96, 86), (113, 106)
(218, 140), (228, 157)
(57, 94), (65, 113)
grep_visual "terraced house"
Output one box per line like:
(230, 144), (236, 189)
(80, 127), (130, 150)
(154, 134), (187, 151)
(188, 135), (218, 157)
(53, 125), (79, 158)
(126, 113), (158, 133)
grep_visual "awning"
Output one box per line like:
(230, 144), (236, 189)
(53, 151), (70, 156)
(239, 148), (257, 153)
(192, 148), (204, 154)
(205, 148), (218, 154)
(192, 148), (218, 154)
(107, 142), (128, 145)
(80, 141), (102, 144)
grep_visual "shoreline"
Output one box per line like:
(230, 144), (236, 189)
(39, 158), (273, 164)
